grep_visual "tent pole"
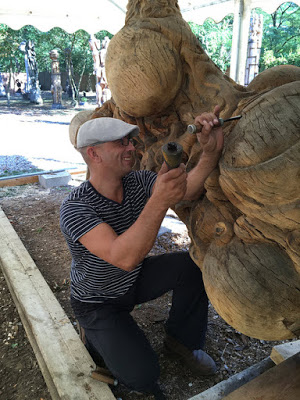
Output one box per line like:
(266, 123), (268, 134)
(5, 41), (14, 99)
(230, 0), (251, 85)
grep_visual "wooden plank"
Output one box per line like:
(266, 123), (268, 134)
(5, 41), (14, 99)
(271, 340), (300, 365)
(0, 207), (116, 400)
(0, 175), (39, 187)
(188, 357), (275, 400)
(222, 352), (300, 400)
(70, 170), (87, 175)
(0, 169), (87, 188)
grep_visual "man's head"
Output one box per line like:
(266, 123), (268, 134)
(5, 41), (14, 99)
(76, 117), (139, 149)
(77, 117), (140, 178)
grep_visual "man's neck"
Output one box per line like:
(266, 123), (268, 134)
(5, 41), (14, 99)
(89, 174), (124, 204)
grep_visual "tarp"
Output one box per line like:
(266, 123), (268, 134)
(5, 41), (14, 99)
(1, 0), (299, 34)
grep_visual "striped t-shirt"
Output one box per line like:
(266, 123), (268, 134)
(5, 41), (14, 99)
(60, 170), (157, 303)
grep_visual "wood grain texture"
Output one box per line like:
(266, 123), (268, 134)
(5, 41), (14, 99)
(69, 0), (300, 340)
(222, 352), (300, 400)
(271, 341), (300, 365)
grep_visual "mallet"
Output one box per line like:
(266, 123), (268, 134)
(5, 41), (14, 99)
(161, 142), (183, 169)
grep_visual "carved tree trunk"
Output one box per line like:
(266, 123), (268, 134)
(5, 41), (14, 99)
(69, 0), (300, 341)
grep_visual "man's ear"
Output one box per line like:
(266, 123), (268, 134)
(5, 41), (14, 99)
(86, 146), (102, 162)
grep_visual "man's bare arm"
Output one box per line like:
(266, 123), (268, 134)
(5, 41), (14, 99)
(79, 164), (187, 271)
(183, 105), (224, 201)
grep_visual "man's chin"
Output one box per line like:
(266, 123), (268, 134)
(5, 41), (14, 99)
(123, 159), (134, 168)
(121, 164), (133, 176)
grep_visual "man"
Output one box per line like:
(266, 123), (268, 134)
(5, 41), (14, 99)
(60, 107), (223, 399)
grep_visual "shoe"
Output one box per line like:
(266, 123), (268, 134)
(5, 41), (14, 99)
(164, 335), (217, 376)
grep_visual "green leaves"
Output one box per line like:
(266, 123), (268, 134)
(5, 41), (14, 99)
(259, 2), (300, 70)
(189, 2), (299, 73)
(1, 4), (298, 81)
(189, 15), (234, 73)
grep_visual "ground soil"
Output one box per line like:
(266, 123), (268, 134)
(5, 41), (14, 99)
(0, 182), (288, 400)
(0, 96), (289, 400)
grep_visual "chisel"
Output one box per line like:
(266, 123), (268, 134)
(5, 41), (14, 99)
(187, 115), (242, 134)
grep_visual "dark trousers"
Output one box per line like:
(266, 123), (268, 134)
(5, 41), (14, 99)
(74, 252), (208, 395)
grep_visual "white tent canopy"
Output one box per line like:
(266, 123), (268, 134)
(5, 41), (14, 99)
(1, 0), (298, 34)
(1, 0), (299, 83)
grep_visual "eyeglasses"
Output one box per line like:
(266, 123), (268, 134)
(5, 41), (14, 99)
(120, 136), (134, 146)
(90, 136), (135, 148)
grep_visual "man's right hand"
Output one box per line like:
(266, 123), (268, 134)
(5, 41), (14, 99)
(79, 163), (187, 272)
(151, 162), (187, 208)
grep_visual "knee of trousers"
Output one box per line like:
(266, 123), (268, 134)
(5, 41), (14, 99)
(117, 354), (160, 393)
(178, 256), (206, 293)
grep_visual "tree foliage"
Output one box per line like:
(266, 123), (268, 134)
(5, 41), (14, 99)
(0, 24), (23, 73)
(259, 2), (300, 70)
(189, 2), (299, 73)
(189, 16), (233, 73)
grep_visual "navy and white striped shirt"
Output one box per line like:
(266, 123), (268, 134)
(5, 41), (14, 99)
(60, 170), (157, 303)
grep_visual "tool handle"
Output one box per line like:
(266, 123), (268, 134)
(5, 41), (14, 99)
(161, 142), (183, 169)
(91, 371), (118, 386)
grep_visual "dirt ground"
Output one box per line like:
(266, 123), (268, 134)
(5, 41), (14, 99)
(0, 182), (288, 400)
(0, 97), (289, 400)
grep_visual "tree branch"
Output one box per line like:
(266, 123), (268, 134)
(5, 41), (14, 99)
(280, 34), (300, 50)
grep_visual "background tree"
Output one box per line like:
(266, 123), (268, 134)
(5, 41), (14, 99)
(0, 25), (23, 91)
(189, 16), (233, 73)
(259, 2), (300, 70)
(188, 2), (300, 73)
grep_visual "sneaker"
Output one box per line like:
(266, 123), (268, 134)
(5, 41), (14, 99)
(164, 335), (217, 376)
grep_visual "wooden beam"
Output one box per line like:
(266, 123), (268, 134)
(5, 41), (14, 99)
(0, 175), (39, 187)
(0, 207), (115, 400)
(222, 352), (300, 400)
(0, 170), (87, 188)
(271, 340), (300, 365)
(188, 357), (275, 400)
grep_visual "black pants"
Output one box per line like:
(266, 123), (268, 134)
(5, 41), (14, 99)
(73, 252), (208, 395)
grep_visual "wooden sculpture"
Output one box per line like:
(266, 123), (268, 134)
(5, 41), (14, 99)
(69, 0), (300, 341)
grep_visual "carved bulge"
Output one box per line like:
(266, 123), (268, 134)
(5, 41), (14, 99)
(105, 25), (183, 117)
(203, 81), (300, 340)
(70, 0), (300, 340)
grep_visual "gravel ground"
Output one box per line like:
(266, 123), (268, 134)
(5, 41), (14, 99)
(0, 91), (92, 177)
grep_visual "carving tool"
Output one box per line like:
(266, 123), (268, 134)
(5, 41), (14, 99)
(187, 115), (242, 134)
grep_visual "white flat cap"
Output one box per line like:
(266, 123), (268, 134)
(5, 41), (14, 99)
(77, 117), (139, 148)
